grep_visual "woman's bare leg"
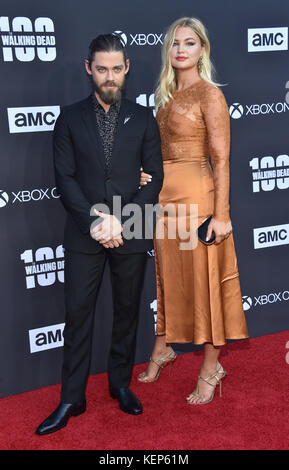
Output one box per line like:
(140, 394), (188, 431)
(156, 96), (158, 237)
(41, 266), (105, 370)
(138, 334), (175, 380)
(187, 343), (224, 404)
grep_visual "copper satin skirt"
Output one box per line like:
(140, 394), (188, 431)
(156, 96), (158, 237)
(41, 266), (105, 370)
(154, 159), (249, 346)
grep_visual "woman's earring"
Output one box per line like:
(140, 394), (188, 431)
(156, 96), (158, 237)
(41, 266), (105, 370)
(198, 56), (203, 72)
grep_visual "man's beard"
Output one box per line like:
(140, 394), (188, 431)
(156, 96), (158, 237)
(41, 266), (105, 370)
(93, 77), (125, 105)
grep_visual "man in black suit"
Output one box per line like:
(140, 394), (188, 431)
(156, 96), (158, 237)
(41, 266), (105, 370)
(36, 33), (163, 435)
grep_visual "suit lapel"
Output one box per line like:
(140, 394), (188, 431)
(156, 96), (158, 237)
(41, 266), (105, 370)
(109, 97), (132, 169)
(81, 96), (106, 168)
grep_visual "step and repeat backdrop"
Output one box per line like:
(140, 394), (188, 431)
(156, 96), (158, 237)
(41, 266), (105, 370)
(1, 0), (289, 397)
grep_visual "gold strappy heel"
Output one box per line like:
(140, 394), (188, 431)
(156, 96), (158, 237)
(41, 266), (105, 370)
(186, 362), (227, 405)
(137, 350), (177, 383)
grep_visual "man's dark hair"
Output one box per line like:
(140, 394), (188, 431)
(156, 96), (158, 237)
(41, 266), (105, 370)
(87, 33), (127, 66)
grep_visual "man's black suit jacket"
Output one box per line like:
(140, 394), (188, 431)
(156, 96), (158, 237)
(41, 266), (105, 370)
(53, 94), (164, 254)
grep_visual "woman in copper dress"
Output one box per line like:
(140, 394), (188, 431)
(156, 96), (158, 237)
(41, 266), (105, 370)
(138, 17), (249, 404)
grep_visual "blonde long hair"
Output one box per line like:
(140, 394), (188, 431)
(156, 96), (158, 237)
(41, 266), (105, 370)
(154, 17), (222, 111)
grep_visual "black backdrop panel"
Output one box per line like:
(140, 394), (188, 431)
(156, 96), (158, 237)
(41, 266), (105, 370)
(1, 0), (289, 397)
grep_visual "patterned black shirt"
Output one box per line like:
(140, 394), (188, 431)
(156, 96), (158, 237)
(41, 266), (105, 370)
(91, 93), (121, 174)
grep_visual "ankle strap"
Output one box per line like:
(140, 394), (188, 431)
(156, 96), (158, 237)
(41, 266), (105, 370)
(199, 363), (224, 386)
(150, 351), (176, 368)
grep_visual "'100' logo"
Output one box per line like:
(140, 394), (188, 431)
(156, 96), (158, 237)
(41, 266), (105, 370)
(249, 155), (289, 192)
(21, 245), (64, 289)
(0, 16), (56, 62)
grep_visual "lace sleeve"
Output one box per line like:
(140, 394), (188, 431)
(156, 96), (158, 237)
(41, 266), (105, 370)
(201, 85), (231, 223)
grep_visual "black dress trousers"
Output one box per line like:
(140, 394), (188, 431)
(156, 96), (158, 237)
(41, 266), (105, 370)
(60, 247), (147, 404)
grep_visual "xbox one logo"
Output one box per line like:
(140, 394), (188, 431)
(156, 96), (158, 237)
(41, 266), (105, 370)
(113, 30), (127, 46)
(0, 190), (9, 208)
(229, 103), (244, 119)
(242, 295), (253, 311)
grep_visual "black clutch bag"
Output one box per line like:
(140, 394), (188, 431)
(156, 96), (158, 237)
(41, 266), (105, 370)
(198, 216), (215, 245)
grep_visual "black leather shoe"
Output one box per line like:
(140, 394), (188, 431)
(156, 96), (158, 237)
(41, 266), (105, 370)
(35, 400), (86, 435)
(110, 387), (142, 415)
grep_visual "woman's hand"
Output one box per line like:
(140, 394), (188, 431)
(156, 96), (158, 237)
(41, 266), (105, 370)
(206, 217), (232, 245)
(139, 166), (152, 189)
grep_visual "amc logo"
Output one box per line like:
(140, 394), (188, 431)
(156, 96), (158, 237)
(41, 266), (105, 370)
(29, 323), (65, 353)
(248, 27), (288, 52)
(253, 224), (289, 249)
(7, 105), (60, 133)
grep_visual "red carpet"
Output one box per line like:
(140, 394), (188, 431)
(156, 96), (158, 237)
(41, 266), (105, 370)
(1, 331), (289, 450)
